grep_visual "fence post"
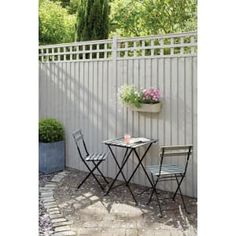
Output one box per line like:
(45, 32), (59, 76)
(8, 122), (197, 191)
(112, 35), (118, 149)
(110, 36), (118, 174)
(112, 36), (117, 60)
(112, 35), (117, 130)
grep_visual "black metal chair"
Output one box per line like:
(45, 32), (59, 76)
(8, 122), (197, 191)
(72, 129), (109, 191)
(146, 145), (193, 217)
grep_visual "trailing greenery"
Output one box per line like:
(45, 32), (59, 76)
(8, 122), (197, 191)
(39, 0), (76, 44)
(76, 0), (110, 41)
(39, 118), (64, 143)
(118, 85), (143, 108)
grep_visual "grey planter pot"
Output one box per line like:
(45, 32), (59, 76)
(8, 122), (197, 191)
(39, 140), (65, 174)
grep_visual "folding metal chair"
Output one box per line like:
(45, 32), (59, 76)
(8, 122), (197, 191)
(146, 145), (193, 217)
(72, 129), (109, 191)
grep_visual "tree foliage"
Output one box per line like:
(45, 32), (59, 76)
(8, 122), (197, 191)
(76, 0), (110, 41)
(38, 0), (197, 44)
(110, 0), (197, 37)
(39, 0), (76, 44)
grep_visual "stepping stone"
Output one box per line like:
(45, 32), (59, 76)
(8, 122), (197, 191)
(58, 203), (68, 208)
(53, 231), (76, 236)
(44, 203), (57, 208)
(40, 187), (55, 192)
(42, 198), (55, 202)
(75, 196), (86, 201)
(42, 200), (55, 204)
(90, 196), (99, 201)
(48, 208), (60, 212)
(50, 214), (63, 219)
(53, 221), (73, 227)
(45, 183), (57, 187)
(51, 218), (67, 224)
(51, 179), (63, 183)
(54, 225), (71, 232)
(57, 171), (68, 175)
(48, 210), (60, 215)
(67, 200), (77, 204)
(56, 173), (67, 177)
(41, 195), (54, 199)
(44, 201), (56, 206)
(51, 175), (65, 182)
(41, 191), (54, 195)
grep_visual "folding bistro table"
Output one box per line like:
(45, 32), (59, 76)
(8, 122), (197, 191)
(103, 137), (158, 204)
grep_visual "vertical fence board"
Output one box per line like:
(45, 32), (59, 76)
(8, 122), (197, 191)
(184, 57), (193, 196)
(132, 59), (140, 184)
(192, 57), (197, 197)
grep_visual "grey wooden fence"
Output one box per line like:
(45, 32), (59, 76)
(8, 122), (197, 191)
(39, 32), (197, 197)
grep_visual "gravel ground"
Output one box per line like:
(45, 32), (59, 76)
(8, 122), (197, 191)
(39, 169), (197, 236)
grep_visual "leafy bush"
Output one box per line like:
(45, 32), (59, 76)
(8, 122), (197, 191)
(39, 0), (76, 45)
(110, 0), (197, 37)
(39, 118), (64, 143)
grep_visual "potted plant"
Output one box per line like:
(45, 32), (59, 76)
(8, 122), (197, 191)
(39, 118), (65, 174)
(118, 85), (161, 113)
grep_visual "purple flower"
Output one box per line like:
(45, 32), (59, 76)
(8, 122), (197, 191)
(142, 88), (160, 103)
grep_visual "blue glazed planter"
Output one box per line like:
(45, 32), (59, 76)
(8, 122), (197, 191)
(39, 141), (65, 174)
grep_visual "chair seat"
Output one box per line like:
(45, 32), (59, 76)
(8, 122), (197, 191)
(85, 152), (108, 161)
(146, 164), (184, 176)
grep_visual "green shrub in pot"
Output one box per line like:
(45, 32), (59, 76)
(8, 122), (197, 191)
(39, 118), (64, 143)
(39, 118), (65, 174)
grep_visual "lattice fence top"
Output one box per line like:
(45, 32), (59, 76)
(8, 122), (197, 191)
(39, 31), (197, 62)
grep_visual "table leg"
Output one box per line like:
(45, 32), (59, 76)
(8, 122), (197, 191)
(107, 145), (129, 182)
(104, 147), (138, 204)
(126, 143), (153, 186)
(132, 148), (154, 187)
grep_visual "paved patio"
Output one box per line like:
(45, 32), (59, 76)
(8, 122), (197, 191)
(39, 169), (197, 236)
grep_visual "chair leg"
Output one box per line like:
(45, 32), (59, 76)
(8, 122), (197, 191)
(154, 187), (163, 218)
(147, 174), (157, 205)
(77, 160), (105, 191)
(174, 175), (190, 214)
(172, 174), (185, 200)
(92, 161), (109, 184)
(77, 172), (92, 190)
(146, 174), (163, 217)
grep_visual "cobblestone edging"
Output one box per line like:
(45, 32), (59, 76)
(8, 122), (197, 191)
(39, 171), (77, 236)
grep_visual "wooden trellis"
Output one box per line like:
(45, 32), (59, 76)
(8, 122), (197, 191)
(39, 32), (197, 62)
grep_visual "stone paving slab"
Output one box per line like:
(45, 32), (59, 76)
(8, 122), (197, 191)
(53, 220), (73, 227)
(42, 198), (55, 202)
(53, 231), (76, 236)
(49, 213), (64, 219)
(48, 207), (60, 212)
(54, 225), (71, 232)
(44, 204), (58, 209)
(51, 218), (68, 224)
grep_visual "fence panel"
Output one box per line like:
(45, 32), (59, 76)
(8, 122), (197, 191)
(39, 32), (197, 197)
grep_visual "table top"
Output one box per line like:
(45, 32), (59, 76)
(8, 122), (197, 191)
(103, 137), (158, 149)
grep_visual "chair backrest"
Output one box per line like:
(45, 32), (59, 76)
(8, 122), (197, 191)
(72, 129), (89, 159)
(159, 145), (193, 175)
